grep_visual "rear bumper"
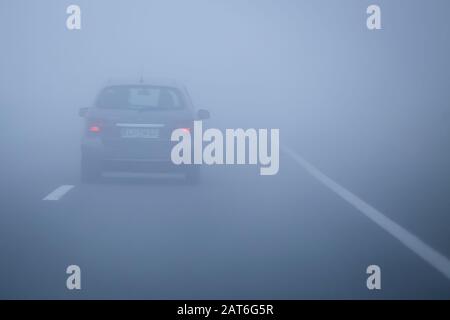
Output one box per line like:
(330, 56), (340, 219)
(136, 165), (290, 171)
(102, 159), (190, 173)
(81, 138), (194, 173)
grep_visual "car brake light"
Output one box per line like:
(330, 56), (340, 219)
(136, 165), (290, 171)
(89, 125), (101, 133)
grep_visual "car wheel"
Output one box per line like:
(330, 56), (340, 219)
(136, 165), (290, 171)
(81, 154), (102, 183)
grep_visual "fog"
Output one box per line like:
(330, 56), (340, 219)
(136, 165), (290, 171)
(1, 0), (449, 299)
(2, 0), (450, 158)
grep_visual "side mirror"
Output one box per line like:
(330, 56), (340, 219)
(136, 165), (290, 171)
(197, 109), (210, 120)
(79, 107), (89, 118)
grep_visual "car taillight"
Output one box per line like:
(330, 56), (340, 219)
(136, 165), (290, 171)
(88, 125), (101, 133)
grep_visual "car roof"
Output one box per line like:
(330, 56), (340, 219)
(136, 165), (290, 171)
(103, 77), (185, 90)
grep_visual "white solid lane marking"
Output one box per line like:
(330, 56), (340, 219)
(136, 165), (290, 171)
(43, 185), (75, 201)
(283, 145), (450, 281)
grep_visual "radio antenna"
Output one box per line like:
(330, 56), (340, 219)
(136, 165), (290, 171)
(139, 64), (145, 84)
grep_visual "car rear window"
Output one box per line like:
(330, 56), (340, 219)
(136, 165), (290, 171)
(96, 85), (184, 110)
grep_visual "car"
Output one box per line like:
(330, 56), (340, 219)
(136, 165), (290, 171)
(79, 78), (210, 183)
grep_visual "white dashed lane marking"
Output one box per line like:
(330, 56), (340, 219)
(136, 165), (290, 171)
(43, 185), (75, 201)
(283, 145), (450, 281)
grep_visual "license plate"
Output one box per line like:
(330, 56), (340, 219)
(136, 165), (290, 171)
(120, 127), (159, 139)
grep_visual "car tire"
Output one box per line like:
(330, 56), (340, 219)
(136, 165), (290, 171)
(81, 154), (102, 183)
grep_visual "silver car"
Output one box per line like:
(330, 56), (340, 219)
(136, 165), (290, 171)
(79, 79), (210, 183)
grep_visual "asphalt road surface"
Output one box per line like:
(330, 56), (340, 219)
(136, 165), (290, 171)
(1, 120), (449, 299)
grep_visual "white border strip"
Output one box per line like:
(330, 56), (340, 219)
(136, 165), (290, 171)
(43, 185), (74, 201)
(283, 145), (450, 280)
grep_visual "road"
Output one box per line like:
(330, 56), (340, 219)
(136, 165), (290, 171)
(0, 122), (449, 299)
